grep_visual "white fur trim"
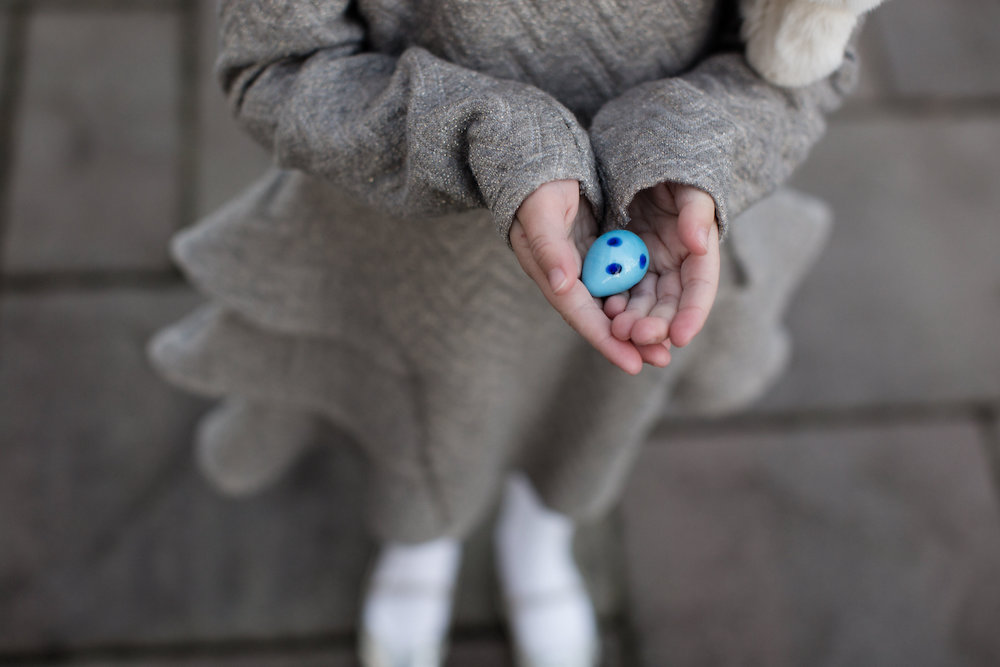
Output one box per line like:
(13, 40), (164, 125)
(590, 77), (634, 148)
(806, 0), (884, 14)
(743, 0), (859, 87)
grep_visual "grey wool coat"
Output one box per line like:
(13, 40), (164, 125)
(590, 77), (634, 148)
(150, 0), (858, 542)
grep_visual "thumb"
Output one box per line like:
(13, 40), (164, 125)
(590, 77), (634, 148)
(515, 183), (582, 295)
(674, 185), (717, 255)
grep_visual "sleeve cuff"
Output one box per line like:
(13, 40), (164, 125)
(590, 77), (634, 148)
(468, 90), (604, 245)
(590, 78), (736, 239)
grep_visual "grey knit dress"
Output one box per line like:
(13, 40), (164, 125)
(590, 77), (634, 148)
(150, 0), (858, 542)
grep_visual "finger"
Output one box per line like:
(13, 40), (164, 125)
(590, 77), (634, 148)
(551, 281), (645, 375)
(512, 222), (644, 375)
(563, 283), (645, 375)
(674, 185), (717, 255)
(637, 342), (672, 368)
(631, 270), (683, 345)
(669, 222), (721, 347)
(603, 292), (629, 318)
(611, 271), (658, 341)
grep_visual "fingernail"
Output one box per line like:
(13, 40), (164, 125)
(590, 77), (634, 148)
(548, 268), (567, 293)
(700, 226), (710, 250)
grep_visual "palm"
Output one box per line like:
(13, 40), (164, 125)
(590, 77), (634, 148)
(511, 180), (650, 374)
(511, 179), (718, 374)
(605, 182), (720, 350)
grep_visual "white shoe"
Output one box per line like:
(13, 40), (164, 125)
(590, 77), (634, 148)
(496, 475), (601, 667)
(357, 539), (460, 667)
(506, 584), (602, 667)
(358, 626), (447, 667)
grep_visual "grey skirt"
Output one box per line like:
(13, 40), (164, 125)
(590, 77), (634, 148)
(149, 168), (829, 542)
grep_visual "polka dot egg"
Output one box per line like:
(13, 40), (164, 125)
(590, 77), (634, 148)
(581, 230), (649, 298)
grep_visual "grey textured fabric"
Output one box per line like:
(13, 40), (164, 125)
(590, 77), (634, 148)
(150, 0), (856, 541)
(194, 397), (320, 496)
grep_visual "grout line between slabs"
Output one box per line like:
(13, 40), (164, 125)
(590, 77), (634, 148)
(973, 404), (1000, 513)
(0, 268), (185, 294)
(174, 0), (199, 233)
(651, 400), (1000, 440)
(0, 625), (516, 665)
(0, 3), (28, 280)
(834, 95), (1000, 122)
(0, 0), (182, 12)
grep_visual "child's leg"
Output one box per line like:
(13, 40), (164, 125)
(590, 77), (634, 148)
(359, 536), (462, 666)
(495, 473), (599, 666)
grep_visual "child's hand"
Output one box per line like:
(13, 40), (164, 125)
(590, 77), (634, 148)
(511, 180), (663, 375)
(604, 183), (720, 350)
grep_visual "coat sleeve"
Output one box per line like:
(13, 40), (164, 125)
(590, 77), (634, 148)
(217, 0), (602, 241)
(588, 12), (861, 237)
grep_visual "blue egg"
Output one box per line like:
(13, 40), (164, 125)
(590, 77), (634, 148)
(582, 230), (650, 297)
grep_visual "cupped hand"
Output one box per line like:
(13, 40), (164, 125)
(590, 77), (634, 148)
(603, 182), (720, 350)
(510, 180), (663, 375)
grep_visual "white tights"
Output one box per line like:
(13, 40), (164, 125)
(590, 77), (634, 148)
(360, 473), (598, 665)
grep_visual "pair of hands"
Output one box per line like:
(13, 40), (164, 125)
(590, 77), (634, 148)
(510, 180), (720, 375)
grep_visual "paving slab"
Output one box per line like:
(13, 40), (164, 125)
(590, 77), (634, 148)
(194, 0), (272, 219)
(844, 14), (895, 106)
(759, 116), (1000, 411)
(621, 422), (1000, 667)
(0, 287), (209, 650)
(2, 10), (180, 274)
(873, 0), (1000, 99)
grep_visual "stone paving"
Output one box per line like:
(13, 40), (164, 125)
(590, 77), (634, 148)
(4, 10), (180, 273)
(1, 1), (998, 666)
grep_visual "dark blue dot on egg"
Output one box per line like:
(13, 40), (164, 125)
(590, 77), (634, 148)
(606, 263), (622, 275)
(639, 254), (647, 269)
(607, 236), (623, 247)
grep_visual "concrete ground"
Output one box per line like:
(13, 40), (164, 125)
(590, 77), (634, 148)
(1, 1), (998, 665)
